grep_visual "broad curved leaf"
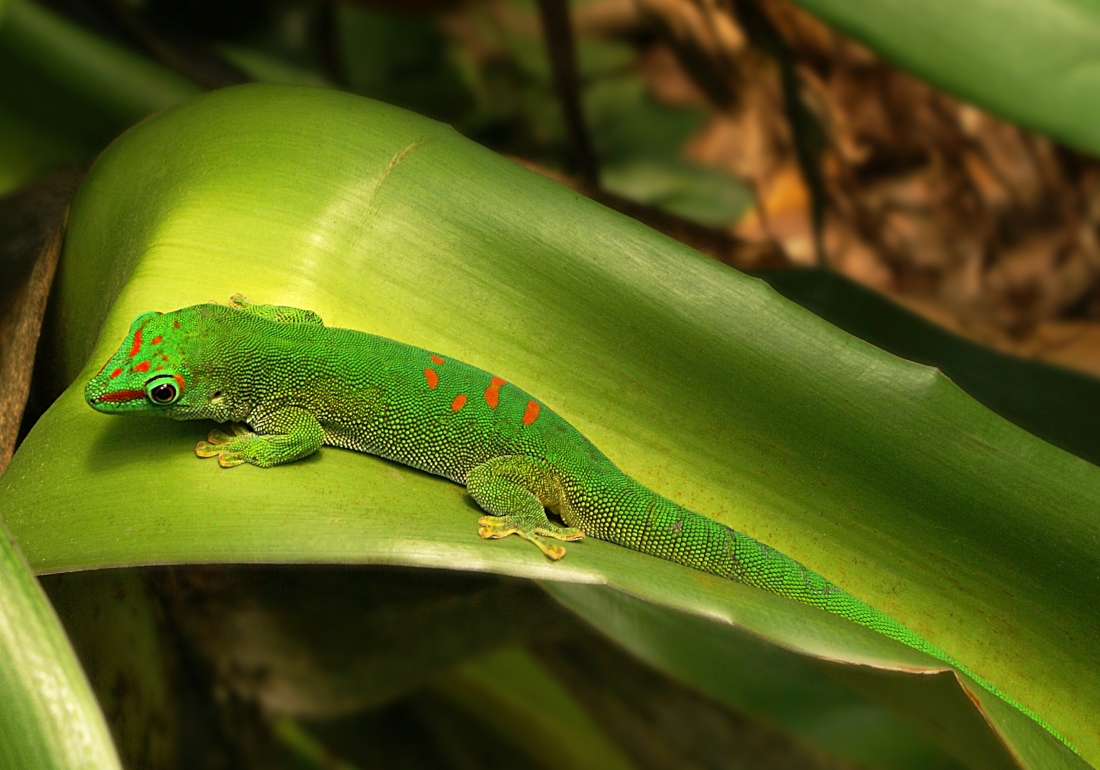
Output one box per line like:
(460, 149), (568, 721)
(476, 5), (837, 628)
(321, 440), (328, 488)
(0, 85), (1096, 768)
(787, 0), (1100, 156)
(760, 269), (1100, 466)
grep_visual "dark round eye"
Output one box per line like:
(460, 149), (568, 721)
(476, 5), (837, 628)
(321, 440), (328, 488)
(148, 382), (178, 404)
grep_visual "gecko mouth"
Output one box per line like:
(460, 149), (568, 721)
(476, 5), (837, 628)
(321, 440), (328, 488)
(94, 389), (146, 403)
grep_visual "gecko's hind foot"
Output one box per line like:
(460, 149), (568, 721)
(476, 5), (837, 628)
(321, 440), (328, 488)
(477, 514), (584, 561)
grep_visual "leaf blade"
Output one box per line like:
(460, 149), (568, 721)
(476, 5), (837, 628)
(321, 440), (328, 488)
(787, 0), (1100, 154)
(2, 84), (1096, 766)
(0, 520), (121, 770)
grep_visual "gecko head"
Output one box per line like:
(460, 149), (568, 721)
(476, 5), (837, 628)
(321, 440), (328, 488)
(85, 308), (198, 416)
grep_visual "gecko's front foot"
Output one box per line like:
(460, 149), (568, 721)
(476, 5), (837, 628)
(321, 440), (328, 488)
(195, 423), (256, 467)
(477, 513), (584, 561)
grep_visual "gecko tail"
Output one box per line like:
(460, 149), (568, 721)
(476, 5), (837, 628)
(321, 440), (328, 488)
(578, 477), (1076, 753)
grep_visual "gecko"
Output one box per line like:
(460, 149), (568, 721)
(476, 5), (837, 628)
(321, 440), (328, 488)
(84, 294), (1071, 750)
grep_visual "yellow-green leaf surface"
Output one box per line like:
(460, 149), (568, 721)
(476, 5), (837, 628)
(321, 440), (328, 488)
(0, 521), (121, 769)
(1, 85), (1097, 768)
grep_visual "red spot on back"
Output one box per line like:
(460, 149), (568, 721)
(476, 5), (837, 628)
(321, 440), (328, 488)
(151, 335), (162, 344)
(134, 361), (150, 373)
(423, 369), (439, 389)
(129, 328), (142, 358)
(522, 400), (541, 425)
(484, 376), (506, 409)
(173, 320), (181, 329)
(430, 354), (445, 365)
(451, 394), (467, 412)
(99, 389), (145, 403)
(109, 367), (123, 379)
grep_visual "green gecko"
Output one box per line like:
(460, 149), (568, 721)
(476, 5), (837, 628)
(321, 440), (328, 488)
(85, 294), (1071, 750)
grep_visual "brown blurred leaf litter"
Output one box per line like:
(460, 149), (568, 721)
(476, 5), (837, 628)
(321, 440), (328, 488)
(581, 0), (1100, 377)
(0, 169), (83, 472)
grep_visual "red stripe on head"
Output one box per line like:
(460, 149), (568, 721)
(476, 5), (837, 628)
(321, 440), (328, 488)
(129, 328), (143, 358)
(173, 374), (186, 392)
(134, 361), (150, 373)
(451, 394), (467, 412)
(484, 376), (506, 409)
(151, 335), (162, 344)
(430, 354), (445, 365)
(109, 367), (123, 379)
(423, 369), (439, 389)
(522, 400), (541, 425)
(99, 389), (145, 403)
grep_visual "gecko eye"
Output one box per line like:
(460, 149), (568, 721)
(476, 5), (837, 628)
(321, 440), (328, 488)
(145, 376), (180, 405)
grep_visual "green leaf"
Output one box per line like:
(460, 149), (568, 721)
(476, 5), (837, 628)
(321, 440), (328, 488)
(217, 44), (332, 89)
(337, 5), (472, 123)
(1, 84), (1096, 768)
(786, 0), (1100, 155)
(0, 521), (121, 769)
(0, 0), (199, 125)
(759, 268), (1100, 466)
(0, 0), (200, 193)
(432, 646), (637, 770)
(41, 571), (176, 768)
(600, 159), (754, 227)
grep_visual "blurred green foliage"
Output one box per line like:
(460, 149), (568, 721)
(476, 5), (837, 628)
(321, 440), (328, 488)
(0, 0), (752, 225)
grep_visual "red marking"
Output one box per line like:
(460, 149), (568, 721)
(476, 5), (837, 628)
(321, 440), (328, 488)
(98, 389), (145, 403)
(484, 376), (506, 409)
(423, 369), (439, 390)
(522, 400), (541, 425)
(430, 354), (445, 365)
(129, 328), (142, 358)
(151, 335), (162, 344)
(451, 394), (467, 412)
(173, 320), (180, 329)
(134, 361), (150, 373)
(158, 352), (169, 361)
(173, 374), (186, 392)
(109, 367), (123, 379)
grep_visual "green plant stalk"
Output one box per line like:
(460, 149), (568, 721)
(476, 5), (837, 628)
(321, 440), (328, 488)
(0, 521), (121, 770)
(270, 718), (359, 770)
